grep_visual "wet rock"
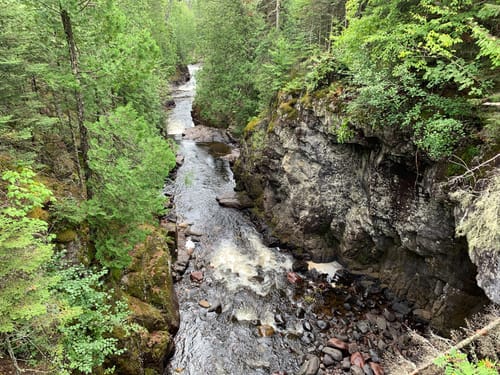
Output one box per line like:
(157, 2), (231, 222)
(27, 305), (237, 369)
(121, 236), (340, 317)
(303, 321), (312, 331)
(216, 192), (253, 209)
(327, 337), (349, 351)
(368, 349), (380, 363)
(275, 314), (286, 326)
(316, 320), (329, 330)
(322, 347), (343, 361)
(198, 299), (210, 308)
(322, 354), (335, 367)
(208, 300), (222, 313)
(287, 272), (303, 284)
(257, 324), (275, 337)
(296, 307), (306, 319)
(413, 308), (432, 320)
(293, 259), (309, 272)
(356, 320), (370, 334)
(298, 356), (320, 375)
(190, 271), (204, 283)
(341, 357), (351, 370)
(392, 301), (411, 315)
(302, 331), (315, 344)
(369, 362), (385, 375)
(363, 364), (374, 375)
(375, 316), (387, 331)
(350, 352), (365, 368)
(382, 308), (396, 322)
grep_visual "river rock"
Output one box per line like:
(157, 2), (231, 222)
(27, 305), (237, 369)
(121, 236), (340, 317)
(350, 352), (365, 368)
(257, 324), (275, 337)
(356, 320), (370, 334)
(369, 362), (385, 375)
(351, 365), (364, 375)
(363, 364), (374, 375)
(316, 320), (329, 330)
(382, 308), (396, 322)
(198, 299), (210, 308)
(190, 271), (204, 283)
(322, 347), (343, 361)
(327, 337), (349, 351)
(287, 271), (303, 284)
(216, 192), (253, 209)
(298, 356), (320, 375)
(322, 354), (335, 367)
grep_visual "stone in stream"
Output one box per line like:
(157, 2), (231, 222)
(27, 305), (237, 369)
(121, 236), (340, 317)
(369, 362), (385, 375)
(321, 347), (343, 361)
(287, 271), (303, 284)
(327, 337), (349, 351)
(363, 363), (374, 375)
(316, 320), (329, 330)
(350, 352), (365, 368)
(303, 320), (312, 331)
(356, 320), (370, 334)
(190, 271), (203, 283)
(382, 308), (396, 322)
(198, 299), (210, 308)
(257, 324), (275, 337)
(341, 357), (351, 370)
(322, 354), (335, 367)
(297, 356), (320, 375)
(216, 192), (253, 209)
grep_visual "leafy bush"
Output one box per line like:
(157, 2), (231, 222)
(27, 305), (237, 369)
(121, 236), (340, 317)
(435, 349), (499, 375)
(53, 265), (134, 374)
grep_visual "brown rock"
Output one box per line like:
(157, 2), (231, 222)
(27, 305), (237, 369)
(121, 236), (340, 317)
(190, 271), (204, 283)
(257, 324), (275, 337)
(350, 352), (365, 368)
(287, 272), (303, 284)
(369, 362), (385, 375)
(199, 299), (210, 308)
(326, 337), (349, 351)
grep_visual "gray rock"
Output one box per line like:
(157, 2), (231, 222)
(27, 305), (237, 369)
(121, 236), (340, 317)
(351, 365), (364, 375)
(298, 356), (320, 375)
(322, 354), (335, 367)
(363, 364), (374, 375)
(236, 95), (488, 332)
(356, 321), (370, 334)
(322, 347), (343, 361)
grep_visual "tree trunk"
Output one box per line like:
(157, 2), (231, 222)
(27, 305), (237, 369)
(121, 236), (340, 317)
(275, 0), (280, 31)
(60, 8), (92, 199)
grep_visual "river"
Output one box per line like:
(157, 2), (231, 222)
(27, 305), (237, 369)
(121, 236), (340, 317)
(163, 65), (420, 375)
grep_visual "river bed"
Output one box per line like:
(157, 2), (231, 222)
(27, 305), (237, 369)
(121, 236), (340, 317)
(163, 65), (424, 375)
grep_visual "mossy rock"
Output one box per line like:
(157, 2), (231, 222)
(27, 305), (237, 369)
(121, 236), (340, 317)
(27, 207), (50, 221)
(55, 229), (77, 243)
(127, 295), (166, 332)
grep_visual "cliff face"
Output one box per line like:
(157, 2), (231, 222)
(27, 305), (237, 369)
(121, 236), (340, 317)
(235, 92), (490, 331)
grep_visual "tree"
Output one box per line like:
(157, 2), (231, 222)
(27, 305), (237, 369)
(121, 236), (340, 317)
(0, 168), (55, 373)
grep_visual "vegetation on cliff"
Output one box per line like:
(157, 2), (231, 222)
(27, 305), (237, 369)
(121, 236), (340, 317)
(194, 0), (499, 162)
(0, 0), (195, 373)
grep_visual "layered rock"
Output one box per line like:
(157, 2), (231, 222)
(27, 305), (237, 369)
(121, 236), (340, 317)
(116, 227), (180, 375)
(235, 92), (489, 331)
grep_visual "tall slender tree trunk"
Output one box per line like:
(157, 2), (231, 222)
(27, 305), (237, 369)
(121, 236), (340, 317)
(275, 0), (280, 31)
(60, 8), (92, 199)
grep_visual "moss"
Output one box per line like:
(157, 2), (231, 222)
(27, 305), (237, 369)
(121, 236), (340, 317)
(27, 206), (50, 221)
(453, 174), (500, 257)
(299, 92), (313, 108)
(55, 229), (77, 243)
(245, 117), (262, 133)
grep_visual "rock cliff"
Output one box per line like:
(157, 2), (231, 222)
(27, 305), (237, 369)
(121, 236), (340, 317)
(235, 92), (491, 332)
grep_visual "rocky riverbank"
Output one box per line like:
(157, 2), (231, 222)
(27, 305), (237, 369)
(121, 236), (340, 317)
(235, 91), (490, 333)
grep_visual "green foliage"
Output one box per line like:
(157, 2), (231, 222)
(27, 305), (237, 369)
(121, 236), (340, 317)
(86, 105), (176, 269)
(0, 168), (55, 333)
(435, 349), (499, 375)
(53, 265), (133, 374)
(415, 116), (465, 159)
(194, 0), (260, 132)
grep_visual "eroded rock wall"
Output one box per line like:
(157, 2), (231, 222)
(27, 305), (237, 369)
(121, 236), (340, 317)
(235, 93), (488, 331)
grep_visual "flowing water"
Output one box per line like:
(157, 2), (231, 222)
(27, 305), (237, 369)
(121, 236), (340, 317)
(163, 65), (320, 375)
